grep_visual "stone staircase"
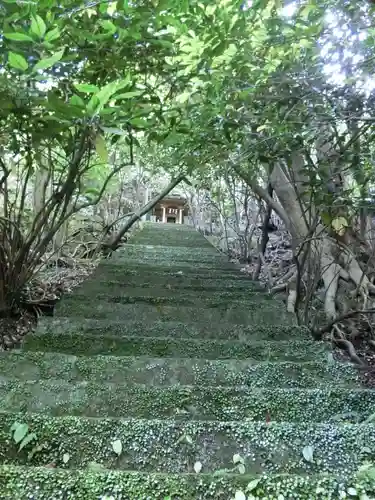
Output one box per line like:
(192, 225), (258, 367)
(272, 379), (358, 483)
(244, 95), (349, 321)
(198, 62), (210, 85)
(0, 223), (374, 498)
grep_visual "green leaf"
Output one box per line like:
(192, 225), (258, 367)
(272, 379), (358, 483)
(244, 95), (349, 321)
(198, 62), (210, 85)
(19, 432), (37, 451)
(44, 27), (60, 42)
(33, 49), (64, 71)
(8, 52), (28, 71)
(95, 134), (108, 163)
(246, 478), (261, 492)
(193, 461), (202, 473)
(4, 33), (34, 42)
(116, 91), (143, 99)
(74, 83), (99, 93)
(12, 423), (29, 444)
(237, 463), (246, 474)
(364, 412), (375, 424)
(70, 95), (85, 107)
(111, 439), (122, 456)
(233, 453), (244, 465)
(30, 15), (47, 39)
(302, 445), (314, 463)
(10, 422), (21, 433)
(234, 491), (246, 500)
(129, 118), (150, 128)
(87, 80), (130, 113)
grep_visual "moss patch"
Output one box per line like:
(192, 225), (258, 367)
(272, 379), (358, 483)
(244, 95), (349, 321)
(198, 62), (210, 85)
(0, 380), (373, 423)
(0, 352), (360, 387)
(24, 333), (328, 362)
(0, 412), (374, 474)
(55, 300), (294, 325)
(1, 466), (374, 499)
(35, 317), (310, 342)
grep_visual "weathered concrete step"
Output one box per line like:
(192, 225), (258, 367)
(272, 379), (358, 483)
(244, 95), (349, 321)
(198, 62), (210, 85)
(0, 352), (359, 388)
(112, 253), (228, 265)
(130, 234), (213, 248)
(55, 300), (293, 325)
(0, 412), (373, 474)
(36, 317), (310, 342)
(1, 378), (373, 423)
(115, 244), (227, 264)
(2, 466), (369, 500)
(73, 283), (267, 303)
(95, 264), (253, 282)
(24, 331), (326, 361)
(65, 288), (276, 309)
(105, 257), (236, 270)
(79, 276), (261, 292)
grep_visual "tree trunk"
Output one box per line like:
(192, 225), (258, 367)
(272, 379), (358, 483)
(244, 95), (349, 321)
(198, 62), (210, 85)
(106, 173), (185, 251)
(235, 146), (374, 320)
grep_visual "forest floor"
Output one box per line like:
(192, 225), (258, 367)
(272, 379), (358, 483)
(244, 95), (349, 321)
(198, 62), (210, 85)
(0, 258), (99, 351)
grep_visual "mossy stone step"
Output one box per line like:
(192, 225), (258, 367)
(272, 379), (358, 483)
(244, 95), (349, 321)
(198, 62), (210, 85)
(105, 257), (237, 270)
(24, 331), (327, 361)
(0, 466), (371, 500)
(0, 352), (359, 388)
(66, 288), (277, 308)
(1, 378), (374, 423)
(55, 300), (293, 325)
(95, 264), (253, 282)
(36, 317), (310, 342)
(112, 253), (228, 265)
(120, 243), (223, 254)
(0, 412), (373, 474)
(77, 276), (261, 293)
(73, 283), (267, 303)
(130, 235), (213, 248)
(115, 244), (227, 263)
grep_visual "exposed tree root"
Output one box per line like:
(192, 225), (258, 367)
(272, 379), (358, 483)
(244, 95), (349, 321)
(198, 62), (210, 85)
(312, 308), (375, 340)
(332, 325), (365, 366)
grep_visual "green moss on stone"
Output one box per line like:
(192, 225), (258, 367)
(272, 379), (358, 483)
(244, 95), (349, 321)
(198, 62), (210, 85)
(24, 332), (327, 362)
(0, 465), (374, 499)
(0, 380), (374, 423)
(0, 412), (374, 474)
(55, 300), (294, 325)
(35, 317), (310, 342)
(0, 352), (359, 388)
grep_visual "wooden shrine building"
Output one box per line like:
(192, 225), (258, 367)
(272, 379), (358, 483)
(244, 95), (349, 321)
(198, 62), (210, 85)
(150, 194), (189, 224)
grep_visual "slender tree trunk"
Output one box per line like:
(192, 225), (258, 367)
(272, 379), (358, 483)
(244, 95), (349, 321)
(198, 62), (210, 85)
(107, 173), (185, 250)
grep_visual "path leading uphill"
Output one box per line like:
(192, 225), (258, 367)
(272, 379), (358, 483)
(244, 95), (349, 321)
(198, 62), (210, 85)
(0, 223), (374, 499)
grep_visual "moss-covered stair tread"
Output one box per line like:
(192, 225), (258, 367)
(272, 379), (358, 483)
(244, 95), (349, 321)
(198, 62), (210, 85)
(36, 317), (310, 341)
(1, 222), (374, 499)
(1, 379), (374, 422)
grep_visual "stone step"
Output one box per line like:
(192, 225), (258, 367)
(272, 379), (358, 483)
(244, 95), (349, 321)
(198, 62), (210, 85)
(36, 317), (310, 342)
(131, 234), (213, 248)
(55, 300), (292, 325)
(24, 331), (326, 361)
(0, 465), (370, 499)
(1, 378), (373, 423)
(94, 264), (254, 283)
(77, 276), (261, 292)
(114, 244), (228, 264)
(0, 352), (359, 388)
(73, 282), (268, 303)
(65, 288), (277, 309)
(0, 412), (372, 474)
(106, 257), (237, 270)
